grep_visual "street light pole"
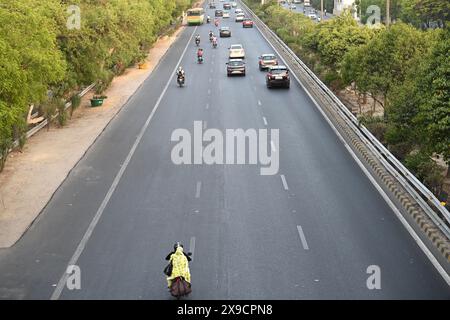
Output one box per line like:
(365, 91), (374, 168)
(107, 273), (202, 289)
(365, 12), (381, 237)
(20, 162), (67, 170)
(321, 0), (324, 20)
(386, 0), (390, 26)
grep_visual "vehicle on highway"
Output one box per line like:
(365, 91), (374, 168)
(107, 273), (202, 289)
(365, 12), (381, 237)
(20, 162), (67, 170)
(266, 65), (290, 88)
(223, 11), (230, 18)
(258, 54), (278, 71)
(229, 44), (245, 59)
(212, 36), (218, 48)
(186, 8), (205, 26)
(235, 13), (245, 22)
(242, 18), (254, 28)
(176, 67), (185, 87)
(235, 8), (243, 15)
(223, 3), (231, 10)
(308, 13), (317, 20)
(231, 2), (237, 8)
(226, 59), (246, 76)
(197, 48), (204, 64)
(209, 2), (216, 9)
(195, 34), (200, 46)
(215, 9), (223, 17)
(219, 26), (231, 37)
(304, 0), (311, 6)
(289, 4), (296, 9)
(165, 243), (192, 299)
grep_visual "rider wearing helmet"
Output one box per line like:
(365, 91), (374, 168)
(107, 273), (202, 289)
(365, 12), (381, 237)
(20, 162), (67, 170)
(176, 66), (185, 78)
(165, 243), (192, 289)
(197, 48), (204, 59)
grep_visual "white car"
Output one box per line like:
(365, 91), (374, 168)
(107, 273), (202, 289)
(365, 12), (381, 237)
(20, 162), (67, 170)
(235, 8), (243, 14)
(235, 13), (245, 22)
(308, 13), (317, 19)
(223, 11), (230, 18)
(231, 2), (237, 7)
(229, 44), (245, 59)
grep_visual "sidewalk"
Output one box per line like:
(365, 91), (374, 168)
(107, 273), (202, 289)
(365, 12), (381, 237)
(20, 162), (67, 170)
(0, 25), (186, 248)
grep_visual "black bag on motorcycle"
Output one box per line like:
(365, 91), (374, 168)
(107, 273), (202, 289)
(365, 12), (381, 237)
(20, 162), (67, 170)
(170, 277), (192, 297)
(163, 262), (173, 276)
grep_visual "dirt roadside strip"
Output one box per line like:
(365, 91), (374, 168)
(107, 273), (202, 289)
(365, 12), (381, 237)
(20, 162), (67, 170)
(0, 24), (187, 249)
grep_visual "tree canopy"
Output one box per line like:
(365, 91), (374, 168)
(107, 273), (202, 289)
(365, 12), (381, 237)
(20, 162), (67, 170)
(0, 0), (195, 170)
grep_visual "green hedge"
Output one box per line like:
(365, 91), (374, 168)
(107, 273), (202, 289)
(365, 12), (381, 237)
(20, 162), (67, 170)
(0, 0), (195, 171)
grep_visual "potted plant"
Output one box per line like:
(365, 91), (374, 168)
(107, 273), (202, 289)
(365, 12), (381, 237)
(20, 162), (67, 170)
(90, 95), (108, 107)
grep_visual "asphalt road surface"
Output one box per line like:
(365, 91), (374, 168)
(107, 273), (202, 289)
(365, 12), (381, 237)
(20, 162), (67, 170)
(281, 2), (334, 21)
(0, 7), (449, 299)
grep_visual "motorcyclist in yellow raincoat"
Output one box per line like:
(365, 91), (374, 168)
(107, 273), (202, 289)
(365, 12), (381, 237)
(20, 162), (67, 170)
(165, 243), (191, 288)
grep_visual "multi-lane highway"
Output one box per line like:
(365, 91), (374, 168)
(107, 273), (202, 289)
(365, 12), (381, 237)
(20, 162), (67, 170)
(0, 4), (449, 299)
(281, 1), (334, 22)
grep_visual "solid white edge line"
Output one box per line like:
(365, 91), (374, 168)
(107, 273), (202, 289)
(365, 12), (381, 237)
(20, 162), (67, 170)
(297, 225), (310, 250)
(244, 4), (450, 285)
(50, 26), (199, 300)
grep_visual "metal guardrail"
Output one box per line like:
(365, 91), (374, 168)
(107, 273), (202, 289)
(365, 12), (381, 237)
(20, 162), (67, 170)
(9, 83), (96, 150)
(238, 0), (450, 238)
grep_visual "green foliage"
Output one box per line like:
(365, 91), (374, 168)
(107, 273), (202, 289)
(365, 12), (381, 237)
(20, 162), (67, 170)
(0, 0), (194, 172)
(413, 29), (450, 161)
(404, 151), (445, 194)
(313, 12), (373, 67)
(70, 95), (82, 117)
(357, 0), (450, 27)
(342, 23), (436, 109)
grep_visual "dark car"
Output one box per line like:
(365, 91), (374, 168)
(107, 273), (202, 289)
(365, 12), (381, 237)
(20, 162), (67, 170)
(215, 9), (223, 17)
(226, 59), (246, 76)
(266, 65), (290, 88)
(209, 3), (216, 9)
(219, 26), (231, 37)
(223, 3), (231, 10)
(242, 18), (254, 28)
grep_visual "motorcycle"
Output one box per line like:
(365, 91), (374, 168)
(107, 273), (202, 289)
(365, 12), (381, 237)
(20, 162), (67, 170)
(195, 38), (200, 46)
(212, 40), (217, 48)
(170, 276), (192, 299)
(209, 34), (214, 42)
(177, 74), (185, 87)
(206, 16), (211, 23)
(164, 247), (192, 300)
(197, 55), (204, 64)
